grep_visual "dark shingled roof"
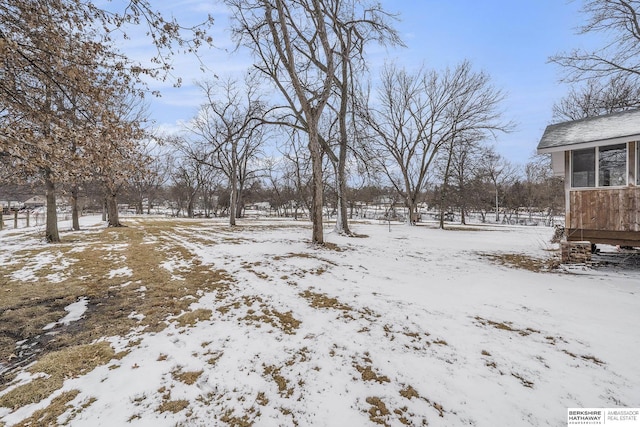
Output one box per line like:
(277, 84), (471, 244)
(537, 109), (640, 152)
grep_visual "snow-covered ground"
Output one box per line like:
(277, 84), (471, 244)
(1, 217), (638, 427)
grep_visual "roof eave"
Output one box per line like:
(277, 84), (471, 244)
(537, 133), (640, 154)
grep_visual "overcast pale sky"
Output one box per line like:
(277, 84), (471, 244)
(131, 0), (602, 166)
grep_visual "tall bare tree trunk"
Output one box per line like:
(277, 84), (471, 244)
(333, 106), (351, 235)
(106, 192), (121, 227)
(70, 185), (80, 231)
(229, 180), (237, 225)
(407, 199), (417, 227)
(187, 199), (195, 218)
(309, 129), (324, 244)
(235, 185), (243, 219)
(494, 185), (500, 222)
(333, 23), (356, 236)
(229, 142), (238, 226)
(439, 140), (454, 229)
(45, 170), (60, 242)
(334, 163), (350, 235)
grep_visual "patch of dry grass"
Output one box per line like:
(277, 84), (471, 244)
(175, 308), (213, 327)
(299, 290), (352, 311)
(474, 316), (540, 337)
(263, 365), (293, 398)
(581, 355), (605, 365)
(158, 399), (189, 414)
(353, 354), (390, 384)
(219, 408), (256, 427)
(398, 384), (444, 419)
(256, 391), (269, 406)
(273, 252), (338, 265)
(259, 348), (312, 403)
(242, 307), (301, 335)
(362, 383), (440, 426)
(172, 368), (203, 385)
(355, 364), (390, 383)
(320, 242), (345, 252)
(511, 372), (535, 388)
(156, 385), (190, 414)
(478, 252), (560, 272)
(365, 396), (390, 425)
(562, 350), (605, 365)
(10, 390), (81, 427)
(399, 385), (420, 400)
(241, 261), (270, 280)
(0, 342), (115, 409)
(205, 351), (224, 366)
(0, 219), (233, 416)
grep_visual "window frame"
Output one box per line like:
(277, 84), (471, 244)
(570, 143), (628, 189)
(571, 147), (596, 188)
(598, 143), (627, 187)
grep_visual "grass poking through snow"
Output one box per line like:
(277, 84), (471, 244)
(0, 219), (233, 392)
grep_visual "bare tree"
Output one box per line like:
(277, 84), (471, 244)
(0, 1), (213, 109)
(552, 75), (640, 121)
(126, 143), (173, 215)
(279, 128), (314, 219)
(550, 0), (640, 83)
(185, 76), (265, 226)
(361, 61), (509, 225)
(262, 157), (289, 217)
(359, 64), (433, 224)
(196, 162), (224, 218)
(1, 1), (212, 241)
(0, 1), (111, 241)
(320, 1), (401, 235)
(226, 0), (340, 243)
(91, 91), (149, 228)
(226, 0), (402, 241)
(436, 133), (485, 226)
(476, 147), (517, 223)
(523, 154), (565, 225)
(171, 156), (204, 218)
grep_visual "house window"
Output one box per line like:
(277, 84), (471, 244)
(598, 144), (626, 186)
(571, 143), (628, 188)
(572, 148), (595, 187)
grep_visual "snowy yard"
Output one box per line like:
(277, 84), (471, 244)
(0, 217), (638, 427)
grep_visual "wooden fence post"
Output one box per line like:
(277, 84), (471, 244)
(0, 210), (3, 230)
(26, 211), (30, 227)
(14, 210), (18, 229)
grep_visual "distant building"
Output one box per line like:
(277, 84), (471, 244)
(23, 195), (47, 209)
(537, 109), (640, 247)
